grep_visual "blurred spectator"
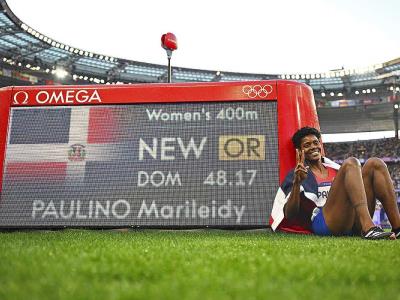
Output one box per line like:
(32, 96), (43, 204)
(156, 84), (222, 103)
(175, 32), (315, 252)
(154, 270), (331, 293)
(374, 138), (400, 158)
(324, 142), (352, 160)
(325, 138), (399, 162)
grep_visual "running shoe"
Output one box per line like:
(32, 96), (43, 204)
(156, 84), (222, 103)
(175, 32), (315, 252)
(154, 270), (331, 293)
(362, 226), (393, 240)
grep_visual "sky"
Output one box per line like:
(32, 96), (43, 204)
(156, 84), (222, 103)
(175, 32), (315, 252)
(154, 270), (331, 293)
(6, 0), (400, 74)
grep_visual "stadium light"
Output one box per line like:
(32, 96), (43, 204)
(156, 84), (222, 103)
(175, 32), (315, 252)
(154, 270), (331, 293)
(394, 104), (399, 109)
(372, 88), (376, 93)
(55, 68), (68, 79)
(330, 92), (334, 96)
(321, 92), (326, 97)
(161, 32), (178, 83)
(355, 90), (360, 95)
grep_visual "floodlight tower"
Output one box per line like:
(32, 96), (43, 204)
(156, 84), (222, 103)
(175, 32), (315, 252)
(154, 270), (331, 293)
(161, 32), (178, 83)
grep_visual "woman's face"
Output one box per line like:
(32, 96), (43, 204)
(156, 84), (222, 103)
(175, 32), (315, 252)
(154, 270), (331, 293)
(299, 134), (322, 162)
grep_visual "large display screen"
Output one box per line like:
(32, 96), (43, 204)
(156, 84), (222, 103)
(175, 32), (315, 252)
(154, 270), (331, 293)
(0, 101), (278, 227)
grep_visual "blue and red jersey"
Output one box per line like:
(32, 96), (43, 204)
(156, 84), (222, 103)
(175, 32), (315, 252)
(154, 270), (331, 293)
(269, 157), (340, 234)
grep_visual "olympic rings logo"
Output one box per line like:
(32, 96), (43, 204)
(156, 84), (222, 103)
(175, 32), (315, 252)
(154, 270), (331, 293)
(242, 84), (273, 98)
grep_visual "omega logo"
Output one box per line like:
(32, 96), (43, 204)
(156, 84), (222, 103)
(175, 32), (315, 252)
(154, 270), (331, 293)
(13, 91), (29, 105)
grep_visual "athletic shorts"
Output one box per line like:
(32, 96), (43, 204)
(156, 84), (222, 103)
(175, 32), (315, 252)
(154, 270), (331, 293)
(311, 207), (332, 236)
(311, 207), (354, 236)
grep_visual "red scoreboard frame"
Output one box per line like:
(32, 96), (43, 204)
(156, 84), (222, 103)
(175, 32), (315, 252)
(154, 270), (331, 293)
(0, 80), (319, 225)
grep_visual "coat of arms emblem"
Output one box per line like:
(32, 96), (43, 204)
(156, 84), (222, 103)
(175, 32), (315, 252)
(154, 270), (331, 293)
(68, 144), (86, 161)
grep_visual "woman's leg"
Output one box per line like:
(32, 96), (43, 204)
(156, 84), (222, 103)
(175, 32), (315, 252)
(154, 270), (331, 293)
(322, 157), (375, 235)
(362, 158), (400, 230)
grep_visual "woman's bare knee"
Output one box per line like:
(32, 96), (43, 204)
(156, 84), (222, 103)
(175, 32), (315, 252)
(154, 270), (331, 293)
(342, 157), (361, 171)
(363, 157), (387, 172)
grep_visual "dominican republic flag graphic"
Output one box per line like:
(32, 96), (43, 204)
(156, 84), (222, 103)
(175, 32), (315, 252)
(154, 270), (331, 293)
(4, 106), (125, 184)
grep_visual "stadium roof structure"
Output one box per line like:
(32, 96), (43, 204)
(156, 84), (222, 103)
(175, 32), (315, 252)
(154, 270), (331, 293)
(0, 0), (399, 96)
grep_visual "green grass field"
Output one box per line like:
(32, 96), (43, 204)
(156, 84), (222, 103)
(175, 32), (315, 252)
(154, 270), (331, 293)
(0, 229), (399, 300)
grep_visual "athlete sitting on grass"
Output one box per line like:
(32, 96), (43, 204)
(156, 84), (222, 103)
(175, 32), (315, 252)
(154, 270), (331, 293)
(270, 127), (400, 239)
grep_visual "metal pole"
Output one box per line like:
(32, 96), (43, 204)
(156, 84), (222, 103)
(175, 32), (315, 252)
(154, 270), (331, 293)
(394, 80), (399, 139)
(395, 103), (399, 139)
(167, 56), (171, 83)
(166, 49), (172, 83)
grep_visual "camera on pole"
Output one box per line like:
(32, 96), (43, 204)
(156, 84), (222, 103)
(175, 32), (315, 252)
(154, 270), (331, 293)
(161, 32), (177, 83)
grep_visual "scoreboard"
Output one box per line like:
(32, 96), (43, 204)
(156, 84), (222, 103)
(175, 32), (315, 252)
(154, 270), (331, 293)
(0, 81), (319, 228)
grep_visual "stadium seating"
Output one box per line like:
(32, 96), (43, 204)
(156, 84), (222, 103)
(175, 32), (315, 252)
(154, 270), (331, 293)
(325, 138), (400, 190)
(319, 103), (396, 133)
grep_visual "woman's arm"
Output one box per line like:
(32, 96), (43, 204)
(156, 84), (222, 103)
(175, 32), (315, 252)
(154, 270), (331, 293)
(284, 149), (308, 219)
